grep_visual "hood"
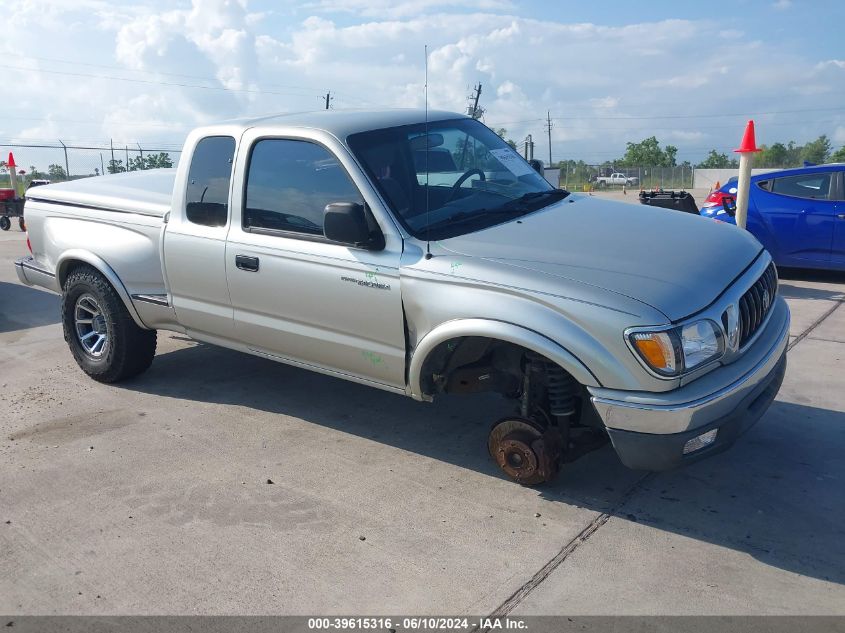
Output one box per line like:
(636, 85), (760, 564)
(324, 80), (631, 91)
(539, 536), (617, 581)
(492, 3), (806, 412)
(438, 194), (762, 322)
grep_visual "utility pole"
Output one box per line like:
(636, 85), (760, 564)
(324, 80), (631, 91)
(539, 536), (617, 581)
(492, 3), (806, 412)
(125, 146), (129, 172)
(523, 135), (534, 160)
(59, 140), (70, 180)
(466, 83), (483, 119)
(546, 111), (553, 168)
(100, 153), (105, 176)
(110, 139), (115, 173)
(324, 91), (332, 110)
(137, 143), (144, 170)
(459, 83), (483, 169)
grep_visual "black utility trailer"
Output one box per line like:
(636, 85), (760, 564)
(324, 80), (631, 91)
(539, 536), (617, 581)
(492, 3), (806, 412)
(638, 190), (699, 215)
(0, 197), (25, 231)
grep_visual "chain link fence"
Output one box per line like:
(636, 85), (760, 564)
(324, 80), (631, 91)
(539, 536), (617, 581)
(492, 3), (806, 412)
(558, 164), (695, 192)
(0, 142), (182, 191)
(1, 144), (702, 196)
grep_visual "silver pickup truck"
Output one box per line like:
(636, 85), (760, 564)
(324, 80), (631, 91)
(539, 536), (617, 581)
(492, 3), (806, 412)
(14, 109), (789, 485)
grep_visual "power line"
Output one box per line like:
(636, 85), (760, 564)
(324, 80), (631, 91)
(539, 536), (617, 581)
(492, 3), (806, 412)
(0, 115), (193, 130)
(4, 52), (333, 94)
(3, 63), (327, 99)
(489, 106), (845, 126)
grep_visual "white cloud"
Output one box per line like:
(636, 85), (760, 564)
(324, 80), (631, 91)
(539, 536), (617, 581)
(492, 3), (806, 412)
(589, 97), (619, 109)
(304, 0), (516, 19)
(665, 130), (705, 142)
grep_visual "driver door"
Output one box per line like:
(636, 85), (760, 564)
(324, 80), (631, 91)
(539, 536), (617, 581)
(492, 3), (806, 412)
(224, 134), (406, 390)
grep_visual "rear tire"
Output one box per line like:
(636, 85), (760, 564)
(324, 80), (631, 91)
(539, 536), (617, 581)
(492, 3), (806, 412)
(61, 266), (157, 383)
(0, 217), (10, 231)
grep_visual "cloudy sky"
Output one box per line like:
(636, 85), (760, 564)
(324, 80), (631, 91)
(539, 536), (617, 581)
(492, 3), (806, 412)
(2, 0), (844, 171)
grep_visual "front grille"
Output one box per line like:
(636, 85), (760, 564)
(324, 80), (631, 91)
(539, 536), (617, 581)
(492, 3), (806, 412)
(725, 263), (778, 348)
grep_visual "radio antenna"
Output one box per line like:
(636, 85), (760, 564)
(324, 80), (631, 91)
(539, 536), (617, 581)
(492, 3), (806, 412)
(424, 44), (432, 260)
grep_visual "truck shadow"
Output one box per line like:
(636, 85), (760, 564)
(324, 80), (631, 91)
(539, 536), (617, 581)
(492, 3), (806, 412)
(0, 281), (60, 333)
(122, 339), (845, 587)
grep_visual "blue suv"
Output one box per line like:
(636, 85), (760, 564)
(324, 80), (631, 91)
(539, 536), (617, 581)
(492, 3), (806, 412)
(700, 164), (845, 271)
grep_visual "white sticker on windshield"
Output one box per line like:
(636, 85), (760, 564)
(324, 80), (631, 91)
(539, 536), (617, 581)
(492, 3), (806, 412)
(488, 148), (535, 177)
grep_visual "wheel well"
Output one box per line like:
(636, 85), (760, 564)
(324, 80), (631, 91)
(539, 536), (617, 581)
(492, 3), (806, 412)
(419, 336), (573, 396)
(56, 258), (148, 330)
(419, 336), (519, 396)
(419, 335), (603, 431)
(58, 260), (94, 288)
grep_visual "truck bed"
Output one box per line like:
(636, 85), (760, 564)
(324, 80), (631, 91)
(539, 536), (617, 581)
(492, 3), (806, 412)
(26, 169), (176, 217)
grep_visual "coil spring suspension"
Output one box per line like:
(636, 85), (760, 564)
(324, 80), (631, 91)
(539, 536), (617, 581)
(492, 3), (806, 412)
(526, 352), (578, 418)
(546, 363), (577, 417)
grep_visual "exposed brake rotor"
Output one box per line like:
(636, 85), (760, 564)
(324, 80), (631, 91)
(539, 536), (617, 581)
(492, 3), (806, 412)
(488, 417), (563, 486)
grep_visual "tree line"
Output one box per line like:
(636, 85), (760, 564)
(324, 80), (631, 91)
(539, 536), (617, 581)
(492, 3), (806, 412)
(494, 128), (844, 169)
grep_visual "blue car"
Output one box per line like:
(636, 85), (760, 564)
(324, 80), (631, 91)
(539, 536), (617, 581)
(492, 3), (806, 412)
(700, 164), (845, 271)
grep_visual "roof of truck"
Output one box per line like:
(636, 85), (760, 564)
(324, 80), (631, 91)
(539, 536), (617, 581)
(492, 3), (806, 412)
(216, 108), (469, 138)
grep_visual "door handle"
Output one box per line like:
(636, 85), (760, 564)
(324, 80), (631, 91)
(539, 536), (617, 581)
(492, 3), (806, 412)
(235, 255), (260, 272)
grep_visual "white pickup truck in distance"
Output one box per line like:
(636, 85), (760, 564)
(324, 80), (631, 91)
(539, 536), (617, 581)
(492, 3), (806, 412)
(595, 172), (638, 187)
(14, 109), (789, 485)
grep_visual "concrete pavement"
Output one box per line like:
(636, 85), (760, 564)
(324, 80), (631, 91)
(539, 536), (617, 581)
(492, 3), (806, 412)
(1, 227), (843, 615)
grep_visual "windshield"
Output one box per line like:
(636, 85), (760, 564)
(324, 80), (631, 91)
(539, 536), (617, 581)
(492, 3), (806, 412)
(348, 118), (562, 240)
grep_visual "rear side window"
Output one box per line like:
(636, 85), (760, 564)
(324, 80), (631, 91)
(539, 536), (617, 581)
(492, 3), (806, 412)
(770, 173), (831, 200)
(185, 136), (236, 227)
(244, 139), (362, 236)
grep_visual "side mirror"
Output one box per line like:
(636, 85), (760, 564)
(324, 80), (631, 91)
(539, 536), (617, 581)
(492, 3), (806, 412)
(324, 202), (384, 250)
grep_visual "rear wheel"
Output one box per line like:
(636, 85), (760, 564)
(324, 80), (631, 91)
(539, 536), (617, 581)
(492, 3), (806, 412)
(0, 217), (10, 231)
(61, 267), (157, 383)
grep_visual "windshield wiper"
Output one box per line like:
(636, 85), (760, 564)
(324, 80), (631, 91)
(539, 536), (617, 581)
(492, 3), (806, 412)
(420, 190), (570, 235)
(496, 189), (569, 212)
(418, 189), (571, 236)
(421, 207), (528, 233)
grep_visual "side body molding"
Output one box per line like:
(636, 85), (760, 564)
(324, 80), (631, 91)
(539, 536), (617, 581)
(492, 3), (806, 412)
(406, 318), (600, 401)
(56, 249), (149, 329)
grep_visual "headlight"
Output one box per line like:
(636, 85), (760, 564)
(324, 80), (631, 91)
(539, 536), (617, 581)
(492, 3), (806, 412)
(628, 320), (724, 377)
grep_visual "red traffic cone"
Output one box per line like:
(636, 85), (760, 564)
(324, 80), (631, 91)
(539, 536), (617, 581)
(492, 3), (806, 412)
(7, 152), (16, 169)
(734, 120), (762, 154)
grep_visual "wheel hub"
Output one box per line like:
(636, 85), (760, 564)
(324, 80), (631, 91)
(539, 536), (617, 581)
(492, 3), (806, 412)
(74, 294), (109, 358)
(495, 435), (540, 482)
(488, 417), (563, 485)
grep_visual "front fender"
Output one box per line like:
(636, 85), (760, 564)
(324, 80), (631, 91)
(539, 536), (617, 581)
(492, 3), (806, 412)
(406, 318), (600, 401)
(56, 249), (148, 329)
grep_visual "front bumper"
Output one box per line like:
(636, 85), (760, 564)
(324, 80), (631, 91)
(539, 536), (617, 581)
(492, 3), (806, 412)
(589, 297), (789, 470)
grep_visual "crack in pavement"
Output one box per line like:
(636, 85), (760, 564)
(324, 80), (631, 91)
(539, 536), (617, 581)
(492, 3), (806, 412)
(788, 300), (842, 352)
(483, 297), (843, 624)
(480, 472), (652, 626)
